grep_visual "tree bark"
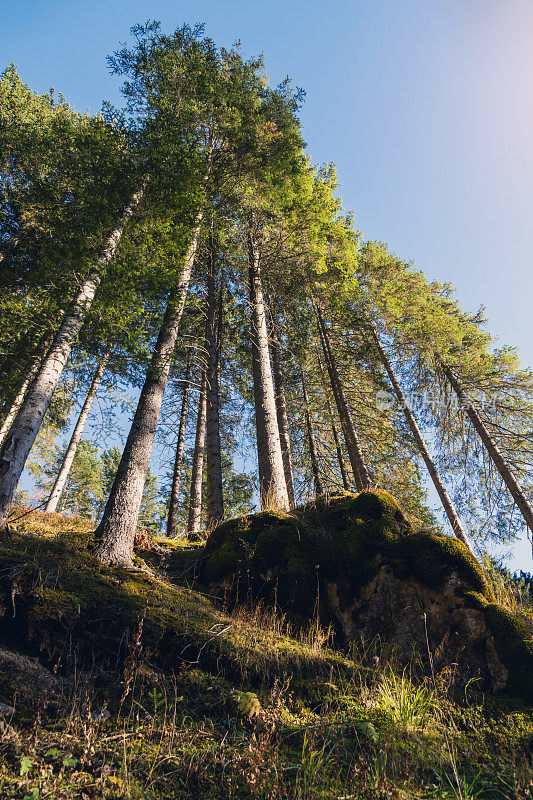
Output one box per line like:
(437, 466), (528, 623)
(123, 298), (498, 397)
(314, 302), (371, 491)
(94, 213), (203, 565)
(441, 359), (533, 548)
(316, 349), (350, 491)
(269, 306), (296, 509)
(369, 326), (474, 552)
(301, 366), (323, 497)
(247, 220), (289, 510)
(187, 368), (207, 539)
(0, 185), (143, 529)
(327, 396), (350, 490)
(205, 249), (224, 531)
(0, 331), (54, 447)
(166, 357), (192, 538)
(45, 342), (113, 514)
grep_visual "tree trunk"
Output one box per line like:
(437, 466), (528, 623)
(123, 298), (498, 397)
(316, 349), (350, 491)
(0, 186), (144, 529)
(166, 357), (192, 538)
(94, 213), (203, 565)
(0, 331), (53, 447)
(441, 360), (533, 547)
(269, 306), (296, 509)
(187, 368), (207, 539)
(45, 342), (113, 514)
(327, 396), (350, 490)
(301, 367), (323, 497)
(369, 327), (474, 552)
(314, 302), (371, 491)
(205, 249), (224, 531)
(247, 221), (289, 510)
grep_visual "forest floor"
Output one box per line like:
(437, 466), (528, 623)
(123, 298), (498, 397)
(0, 507), (532, 799)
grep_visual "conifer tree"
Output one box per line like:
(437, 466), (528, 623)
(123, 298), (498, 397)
(166, 356), (192, 538)
(45, 342), (114, 513)
(205, 238), (224, 530)
(188, 368), (207, 539)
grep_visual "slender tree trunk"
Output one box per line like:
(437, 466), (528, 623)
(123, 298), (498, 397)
(316, 349), (350, 491)
(166, 357), (192, 538)
(269, 306), (296, 509)
(0, 185), (144, 529)
(205, 249), (224, 531)
(187, 369), (207, 539)
(45, 342), (113, 514)
(0, 331), (53, 446)
(94, 214), (203, 565)
(369, 327), (474, 551)
(314, 302), (371, 491)
(327, 396), (350, 490)
(441, 360), (533, 547)
(301, 367), (323, 497)
(247, 221), (289, 510)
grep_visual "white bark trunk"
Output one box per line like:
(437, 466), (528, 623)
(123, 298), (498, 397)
(94, 214), (202, 565)
(205, 254), (224, 531)
(269, 306), (296, 509)
(187, 369), (207, 539)
(247, 221), (289, 510)
(166, 358), (192, 538)
(45, 343), (113, 514)
(301, 366), (323, 497)
(315, 303), (371, 491)
(326, 395), (350, 490)
(0, 185), (144, 528)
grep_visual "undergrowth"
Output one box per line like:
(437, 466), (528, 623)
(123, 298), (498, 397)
(0, 506), (531, 799)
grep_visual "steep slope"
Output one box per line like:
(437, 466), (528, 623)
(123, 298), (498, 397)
(0, 502), (531, 799)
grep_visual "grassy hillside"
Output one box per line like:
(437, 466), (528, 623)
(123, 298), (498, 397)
(0, 504), (532, 799)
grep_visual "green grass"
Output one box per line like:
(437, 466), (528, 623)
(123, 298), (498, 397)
(0, 505), (532, 799)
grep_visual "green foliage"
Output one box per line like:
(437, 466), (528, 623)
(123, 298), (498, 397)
(138, 467), (165, 534)
(19, 756), (32, 777)
(1, 19), (533, 799)
(26, 382), (75, 483)
(353, 240), (533, 547)
(233, 689), (262, 719)
(376, 669), (436, 732)
(30, 438), (102, 519)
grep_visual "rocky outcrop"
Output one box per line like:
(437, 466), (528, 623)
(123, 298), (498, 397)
(199, 490), (533, 699)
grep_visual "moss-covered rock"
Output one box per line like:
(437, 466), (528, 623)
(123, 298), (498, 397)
(199, 491), (533, 701)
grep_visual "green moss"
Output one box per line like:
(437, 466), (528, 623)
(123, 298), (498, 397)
(0, 525), (356, 700)
(387, 531), (493, 598)
(193, 489), (533, 700)
(462, 590), (490, 609)
(484, 604), (533, 698)
(351, 489), (405, 521)
(205, 541), (245, 582)
(198, 490), (497, 616)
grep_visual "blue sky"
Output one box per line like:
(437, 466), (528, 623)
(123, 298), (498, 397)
(3, 0), (533, 568)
